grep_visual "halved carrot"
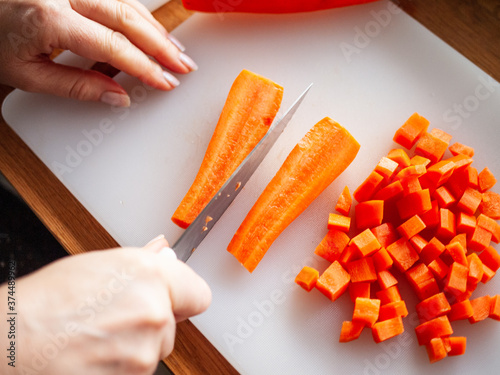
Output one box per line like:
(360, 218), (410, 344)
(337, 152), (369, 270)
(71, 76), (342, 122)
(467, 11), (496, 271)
(328, 213), (351, 232)
(315, 261), (351, 302)
(228, 118), (360, 272)
(448, 299), (474, 322)
(386, 238), (420, 273)
(172, 70), (283, 228)
(335, 186), (352, 216)
(478, 167), (496, 192)
(339, 321), (365, 342)
(353, 297), (381, 327)
(349, 282), (371, 303)
(393, 112), (430, 149)
(479, 191), (500, 219)
(295, 266), (319, 291)
(353, 171), (385, 203)
(372, 316), (404, 343)
(448, 142), (474, 157)
(346, 257), (377, 283)
(490, 295), (500, 320)
(415, 316), (453, 346)
(355, 200), (384, 229)
(314, 229), (350, 263)
(469, 295), (492, 324)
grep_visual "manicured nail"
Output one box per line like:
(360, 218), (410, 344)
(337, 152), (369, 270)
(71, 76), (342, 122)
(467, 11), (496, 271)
(146, 234), (165, 246)
(163, 70), (180, 87)
(179, 52), (198, 72)
(167, 34), (186, 52)
(159, 247), (178, 260)
(100, 91), (130, 107)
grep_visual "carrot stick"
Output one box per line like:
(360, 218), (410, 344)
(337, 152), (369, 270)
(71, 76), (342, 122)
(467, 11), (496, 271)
(172, 70), (283, 228)
(228, 118), (360, 272)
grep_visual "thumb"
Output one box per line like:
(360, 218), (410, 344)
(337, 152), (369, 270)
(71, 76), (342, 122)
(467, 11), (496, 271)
(17, 59), (131, 107)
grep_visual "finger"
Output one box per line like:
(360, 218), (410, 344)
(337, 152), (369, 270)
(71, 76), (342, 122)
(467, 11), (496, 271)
(143, 234), (169, 253)
(69, 0), (196, 73)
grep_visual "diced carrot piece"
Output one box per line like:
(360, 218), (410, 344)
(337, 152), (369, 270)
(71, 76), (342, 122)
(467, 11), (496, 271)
(446, 241), (467, 267)
(457, 187), (482, 215)
(350, 229), (382, 257)
(372, 316), (404, 343)
(465, 166), (479, 189)
(436, 208), (456, 240)
(393, 113), (430, 149)
(353, 171), (385, 203)
(346, 257), (378, 283)
(469, 295), (492, 323)
(448, 299), (474, 322)
(405, 263), (434, 291)
(372, 247), (394, 272)
(446, 154), (473, 172)
(338, 244), (360, 266)
(444, 262), (469, 297)
(387, 148), (411, 168)
(339, 321), (365, 342)
(477, 213), (499, 234)
(478, 167), (496, 192)
(415, 278), (440, 301)
(387, 238), (420, 273)
(400, 175), (422, 195)
(478, 246), (500, 272)
(416, 292), (451, 323)
(481, 263), (495, 284)
(468, 226), (492, 252)
(373, 180), (404, 202)
(397, 189), (432, 220)
(394, 165), (426, 181)
(295, 266), (319, 291)
(430, 128), (452, 143)
(377, 269), (398, 290)
(426, 160), (456, 187)
(415, 129), (451, 163)
(449, 142), (474, 157)
(328, 213), (351, 232)
(315, 261), (351, 302)
(314, 229), (350, 263)
(397, 214), (426, 240)
(355, 200), (384, 230)
(415, 316), (453, 346)
(370, 223), (399, 248)
(409, 234), (428, 254)
(444, 336), (467, 356)
(375, 157), (399, 180)
(335, 186), (352, 216)
(467, 253), (484, 285)
(420, 237), (445, 265)
(432, 186), (456, 208)
(378, 301), (408, 321)
(428, 257), (449, 280)
(410, 155), (431, 167)
(456, 211), (477, 236)
(445, 168), (469, 200)
(349, 282), (371, 303)
(479, 191), (500, 219)
(426, 338), (448, 363)
(491, 221), (500, 244)
(490, 295), (500, 321)
(376, 285), (402, 305)
(420, 200), (440, 228)
(353, 298), (381, 327)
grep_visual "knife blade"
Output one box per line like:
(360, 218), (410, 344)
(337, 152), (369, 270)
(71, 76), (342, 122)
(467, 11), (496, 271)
(171, 83), (313, 262)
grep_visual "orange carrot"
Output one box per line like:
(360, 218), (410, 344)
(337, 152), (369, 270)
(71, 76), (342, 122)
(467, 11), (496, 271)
(468, 295), (492, 323)
(386, 238), (420, 273)
(346, 257), (377, 283)
(416, 292), (451, 323)
(353, 297), (381, 327)
(376, 285), (402, 305)
(457, 187), (482, 215)
(409, 234), (428, 254)
(479, 191), (500, 219)
(446, 241), (467, 267)
(426, 338), (447, 363)
(314, 229), (350, 263)
(444, 262), (469, 297)
(448, 299), (474, 322)
(468, 226), (492, 252)
(375, 156), (399, 180)
(448, 142), (474, 157)
(410, 155), (431, 167)
(478, 167), (497, 192)
(444, 337), (467, 356)
(432, 186), (456, 208)
(415, 128), (451, 163)
(467, 253), (484, 285)
(482, 264), (496, 283)
(355, 200), (384, 229)
(335, 185), (352, 216)
(420, 237), (445, 265)
(415, 316), (453, 346)
(426, 159), (455, 188)
(394, 165), (426, 181)
(372, 247), (394, 272)
(228, 118), (360, 272)
(465, 166), (479, 188)
(377, 269), (398, 290)
(378, 301), (408, 321)
(420, 200), (440, 228)
(397, 214), (426, 240)
(400, 176), (422, 195)
(172, 70), (283, 228)
(373, 180), (404, 202)
(387, 148), (411, 168)
(478, 246), (500, 272)
(477, 213), (499, 234)
(436, 208), (456, 240)
(490, 295), (500, 320)
(349, 229), (382, 257)
(372, 316), (404, 343)
(447, 154), (473, 172)
(339, 321), (365, 342)
(405, 263), (433, 291)
(328, 213), (351, 232)
(349, 282), (371, 303)
(353, 171), (385, 203)
(295, 266), (319, 291)
(371, 222), (399, 248)
(456, 211), (476, 236)
(338, 244), (360, 266)
(396, 189), (432, 220)
(316, 261), (351, 302)
(393, 112), (430, 149)
(428, 257), (449, 281)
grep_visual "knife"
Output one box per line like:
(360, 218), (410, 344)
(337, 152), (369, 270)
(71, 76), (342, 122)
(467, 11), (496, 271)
(170, 83), (313, 262)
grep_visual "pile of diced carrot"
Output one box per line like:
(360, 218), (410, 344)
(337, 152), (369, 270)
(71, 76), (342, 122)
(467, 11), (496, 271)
(294, 113), (500, 364)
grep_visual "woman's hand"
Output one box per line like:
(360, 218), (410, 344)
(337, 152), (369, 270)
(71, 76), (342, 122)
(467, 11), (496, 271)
(2, 235), (211, 375)
(0, 0), (197, 106)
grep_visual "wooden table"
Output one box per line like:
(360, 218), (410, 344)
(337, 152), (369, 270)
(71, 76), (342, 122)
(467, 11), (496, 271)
(1, 0), (499, 373)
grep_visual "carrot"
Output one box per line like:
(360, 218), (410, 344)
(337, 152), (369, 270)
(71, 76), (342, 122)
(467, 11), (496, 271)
(346, 257), (377, 283)
(410, 155), (431, 167)
(467, 253), (484, 285)
(376, 285), (402, 305)
(426, 159), (456, 188)
(482, 264), (496, 283)
(436, 208), (456, 240)
(373, 180), (404, 202)
(465, 166), (479, 188)
(478, 246), (500, 272)
(468, 226), (492, 252)
(328, 213), (351, 232)
(415, 128), (451, 163)
(372, 316), (404, 343)
(419, 237), (445, 265)
(414, 278), (440, 301)
(456, 211), (476, 236)
(353, 297), (381, 327)
(394, 165), (426, 181)
(338, 244), (360, 266)
(490, 295), (500, 320)
(457, 187), (482, 215)
(377, 269), (398, 290)
(443, 337), (467, 356)
(400, 175), (422, 195)
(295, 266), (319, 291)
(405, 263), (433, 292)
(444, 167), (469, 200)
(371, 222), (398, 248)
(444, 262), (469, 297)
(446, 242), (467, 267)
(172, 70), (283, 228)
(228, 118), (360, 272)
(339, 321), (365, 343)
(479, 191), (500, 219)
(315, 261), (351, 301)
(386, 238), (420, 273)
(335, 186), (352, 216)
(416, 292), (451, 323)
(426, 338), (447, 363)
(393, 112), (430, 149)
(468, 295), (492, 323)
(349, 282), (371, 303)
(314, 229), (350, 263)
(353, 171), (384, 203)
(415, 316), (453, 346)
(428, 257), (449, 280)
(375, 156), (399, 180)
(409, 234), (428, 254)
(397, 214), (426, 240)
(477, 213), (499, 234)
(478, 167), (497, 192)
(349, 229), (382, 258)
(396, 189), (432, 220)
(387, 148), (411, 168)
(420, 200), (440, 228)
(378, 301), (408, 321)
(448, 299), (474, 322)
(432, 186), (456, 208)
(355, 200), (384, 229)
(449, 142), (474, 157)
(372, 247), (394, 272)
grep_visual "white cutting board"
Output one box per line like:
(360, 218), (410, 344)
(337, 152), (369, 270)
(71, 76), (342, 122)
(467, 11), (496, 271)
(3, 1), (500, 374)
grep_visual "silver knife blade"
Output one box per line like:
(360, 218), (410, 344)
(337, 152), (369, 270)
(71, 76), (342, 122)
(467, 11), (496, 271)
(172, 83), (313, 262)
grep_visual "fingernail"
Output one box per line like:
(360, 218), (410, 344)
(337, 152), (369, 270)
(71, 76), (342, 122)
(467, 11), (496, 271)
(100, 91), (130, 107)
(179, 53), (198, 72)
(159, 247), (178, 260)
(163, 71), (180, 87)
(146, 234), (165, 246)
(167, 34), (186, 52)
